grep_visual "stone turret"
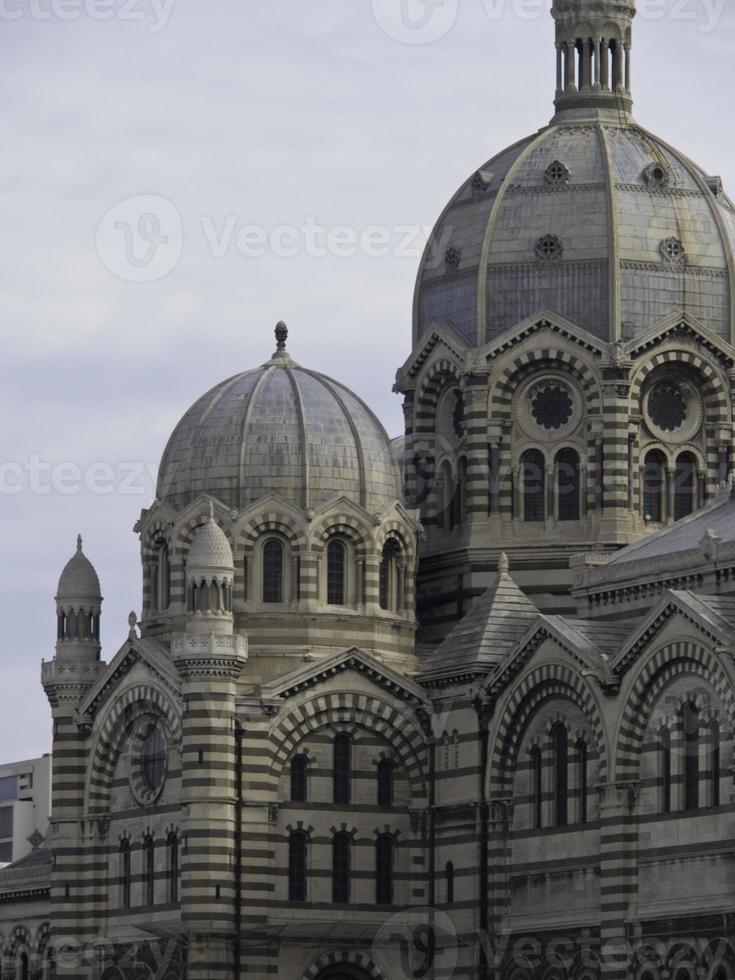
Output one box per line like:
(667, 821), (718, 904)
(185, 502), (235, 635)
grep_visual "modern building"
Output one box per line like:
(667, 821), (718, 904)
(1, 0), (735, 978)
(0, 756), (52, 867)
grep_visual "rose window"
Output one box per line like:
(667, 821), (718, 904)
(531, 385), (574, 430)
(648, 383), (687, 432)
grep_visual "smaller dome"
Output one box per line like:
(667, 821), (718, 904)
(187, 504), (234, 576)
(57, 535), (101, 601)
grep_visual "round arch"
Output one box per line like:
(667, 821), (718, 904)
(302, 951), (384, 980)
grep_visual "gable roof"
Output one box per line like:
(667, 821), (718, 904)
(419, 554), (539, 680)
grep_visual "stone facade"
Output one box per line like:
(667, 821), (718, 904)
(2, 1), (735, 979)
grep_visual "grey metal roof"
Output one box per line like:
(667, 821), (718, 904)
(420, 555), (539, 675)
(56, 535), (101, 600)
(157, 345), (401, 513)
(416, 120), (735, 346)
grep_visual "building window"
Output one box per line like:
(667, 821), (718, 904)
(167, 833), (179, 905)
(380, 539), (401, 611)
(144, 836), (155, 906)
(120, 839), (131, 909)
(643, 450), (666, 523)
(522, 450), (546, 523)
(530, 746), (543, 830)
(377, 759), (394, 807)
(332, 833), (351, 904)
(683, 701), (700, 811)
(576, 739), (588, 824)
(375, 834), (394, 905)
(142, 724), (166, 794)
(290, 755), (307, 803)
(152, 541), (171, 612)
(288, 832), (307, 903)
(440, 461), (461, 531)
(674, 452), (697, 521)
(446, 861), (455, 904)
(710, 719), (721, 808)
(660, 727), (672, 814)
(552, 724), (568, 828)
(263, 539), (284, 603)
(333, 733), (351, 806)
(19, 953), (29, 980)
(556, 448), (580, 521)
(327, 539), (347, 606)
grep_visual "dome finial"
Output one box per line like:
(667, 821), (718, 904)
(498, 552), (509, 574)
(77, 533), (83, 553)
(208, 499), (215, 522)
(275, 321), (288, 351)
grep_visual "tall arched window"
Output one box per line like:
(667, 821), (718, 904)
(167, 833), (179, 905)
(290, 754), (307, 803)
(446, 861), (455, 904)
(440, 461), (456, 531)
(152, 541), (171, 612)
(643, 450), (666, 523)
(379, 539), (401, 611)
(377, 759), (394, 807)
(576, 739), (588, 825)
(556, 448), (580, 522)
(120, 839), (131, 909)
(18, 953), (29, 980)
(522, 450), (545, 523)
(263, 539), (284, 604)
(288, 832), (308, 903)
(710, 718), (721, 808)
(660, 727), (672, 814)
(327, 539), (347, 606)
(683, 701), (700, 811)
(552, 724), (568, 828)
(332, 832), (351, 904)
(333, 733), (351, 805)
(453, 457), (467, 528)
(375, 834), (394, 906)
(144, 835), (155, 906)
(530, 746), (543, 830)
(674, 451), (697, 521)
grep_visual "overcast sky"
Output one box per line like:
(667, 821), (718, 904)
(1, 0), (734, 763)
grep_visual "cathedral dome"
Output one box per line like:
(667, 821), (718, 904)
(157, 324), (401, 514)
(415, 1), (735, 348)
(56, 535), (101, 601)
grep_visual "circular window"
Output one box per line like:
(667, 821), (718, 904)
(536, 235), (563, 260)
(661, 237), (685, 263)
(648, 383), (687, 432)
(130, 719), (168, 806)
(531, 385), (574, 431)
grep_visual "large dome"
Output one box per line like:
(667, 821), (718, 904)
(157, 326), (401, 513)
(415, 0), (735, 351)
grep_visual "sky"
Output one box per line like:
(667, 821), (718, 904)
(1, 0), (734, 763)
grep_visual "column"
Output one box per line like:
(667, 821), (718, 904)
(613, 42), (624, 91)
(462, 378), (491, 529)
(666, 465), (676, 524)
(598, 782), (639, 980)
(601, 39), (610, 89)
(624, 43), (632, 92)
(565, 41), (575, 91)
(556, 42), (563, 95)
(594, 37), (602, 89)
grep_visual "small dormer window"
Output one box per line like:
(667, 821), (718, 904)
(536, 235), (563, 261)
(545, 160), (570, 185)
(445, 246), (462, 274)
(660, 237), (685, 265)
(643, 162), (671, 189)
(471, 170), (492, 196)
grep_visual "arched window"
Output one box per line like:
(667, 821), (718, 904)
(643, 450), (666, 523)
(522, 450), (545, 523)
(552, 724), (568, 827)
(332, 832), (351, 904)
(530, 745), (543, 830)
(327, 539), (347, 606)
(683, 701), (700, 811)
(379, 539), (402, 611)
(119, 839), (131, 909)
(556, 448), (580, 522)
(377, 759), (394, 807)
(710, 718), (721, 808)
(674, 451), (697, 521)
(576, 739), (588, 824)
(440, 461), (456, 531)
(152, 541), (171, 612)
(453, 457), (467, 527)
(375, 834), (394, 905)
(445, 861), (455, 904)
(144, 835), (155, 906)
(333, 733), (351, 806)
(167, 833), (179, 905)
(263, 539), (284, 604)
(290, 754), (307, 803)
(288, 832), (307, 903)
(660, 727), (672, 814)
(18, 953), (29, 980)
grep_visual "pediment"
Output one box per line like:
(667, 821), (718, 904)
(395, 324), (468, 386)
(261, 647), (429, 707)
(77, 634), (181, 724)
(624, 312), (735, 369)
(477, 311), (609, 363)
